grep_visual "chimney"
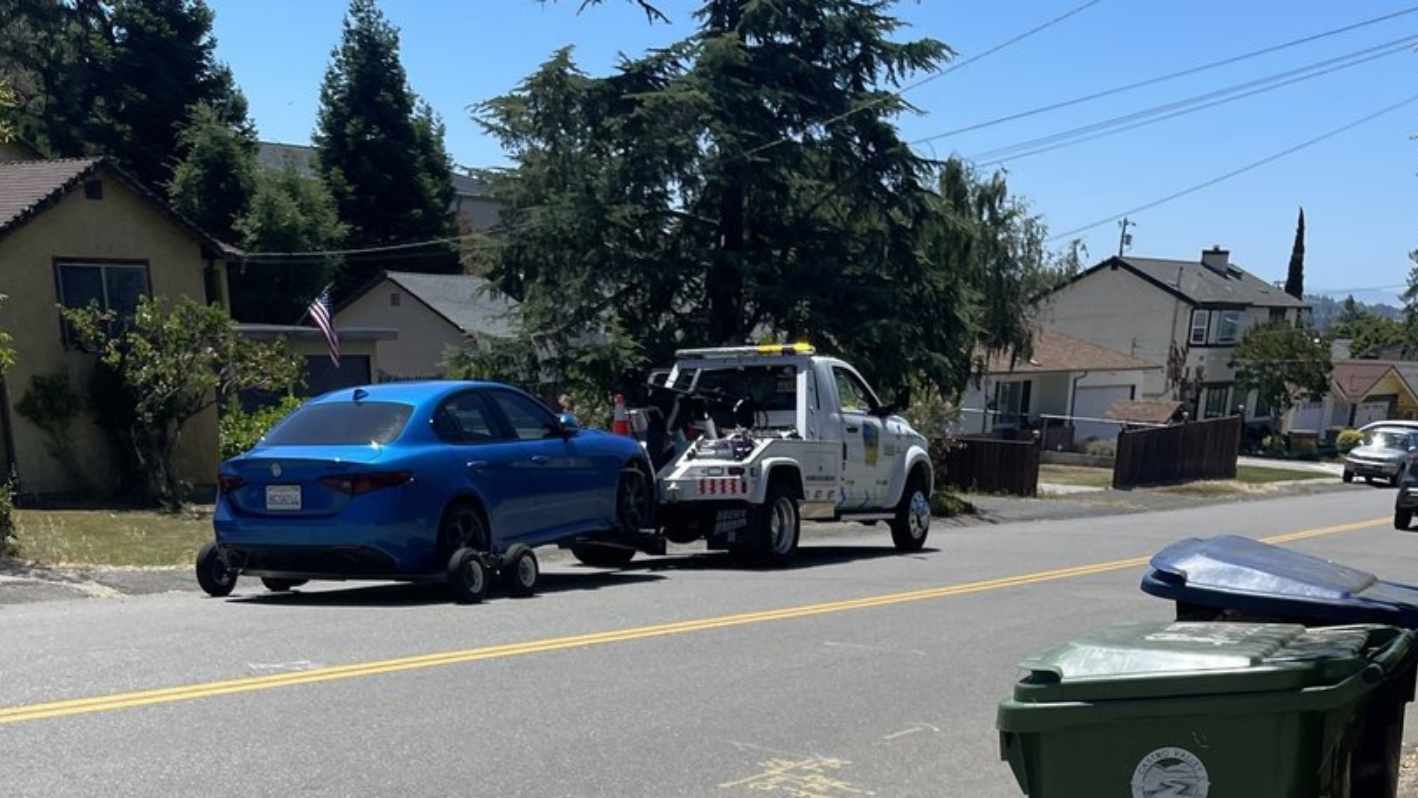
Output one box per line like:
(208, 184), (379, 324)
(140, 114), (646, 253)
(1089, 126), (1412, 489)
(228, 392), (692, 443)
(1201, 245), (1229, 276)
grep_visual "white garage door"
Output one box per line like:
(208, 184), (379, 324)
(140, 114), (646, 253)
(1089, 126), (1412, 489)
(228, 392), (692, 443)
(1073, 385), (1133, 442)
(1354, 401), (1391, 428)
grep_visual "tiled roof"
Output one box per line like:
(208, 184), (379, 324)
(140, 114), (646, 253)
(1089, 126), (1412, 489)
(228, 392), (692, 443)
(986, 329), (1158, 375)
(382, 271), (519, 337)
(0, 157), (102, 238)
(0, 157), (238, 256)
(1104, 399), (1183, 424)
(1116, 256), (1305, 308)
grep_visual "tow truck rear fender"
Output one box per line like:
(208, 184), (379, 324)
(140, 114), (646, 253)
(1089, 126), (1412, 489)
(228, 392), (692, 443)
(752, 458), (804, 503)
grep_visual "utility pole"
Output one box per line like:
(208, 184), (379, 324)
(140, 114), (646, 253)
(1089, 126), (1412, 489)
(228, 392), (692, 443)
(1117, 217), (1136, 257)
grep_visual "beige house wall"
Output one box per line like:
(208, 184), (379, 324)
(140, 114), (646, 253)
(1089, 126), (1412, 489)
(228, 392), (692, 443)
(336, 278), (462, 379)
(1040, 270), (1185, 398)
(0, 169), (228, 496)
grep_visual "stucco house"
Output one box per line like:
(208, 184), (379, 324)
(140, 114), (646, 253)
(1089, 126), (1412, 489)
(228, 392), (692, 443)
(959, 329), (1159, 446)
(334, 271), (520, 380)
(1287, 360), (1418, 435)
(1039, 247), (1307, 422)
(0, 152), (232, 497)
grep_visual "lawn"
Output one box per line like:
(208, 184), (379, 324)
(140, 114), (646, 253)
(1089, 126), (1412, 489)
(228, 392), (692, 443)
(8, 507), (212, 567)
(1039, 463), (1326, 489)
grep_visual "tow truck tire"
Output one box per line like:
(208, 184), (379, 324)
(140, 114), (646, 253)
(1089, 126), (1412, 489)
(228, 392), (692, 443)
(500, 544), (539, 597)
(890, 472), (931, 552)
(447, 548), (489, 604)
(571, 544), (636, 569)
(739, 481), (799, 567)
(196, 541), (237, 597)
(1396, 509), (1413, 531)
(261, 577), (307, 592)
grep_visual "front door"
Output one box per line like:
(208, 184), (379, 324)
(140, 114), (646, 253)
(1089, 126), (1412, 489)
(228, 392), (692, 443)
(485, 388), (600, 539)
(832, 367), (891, 509)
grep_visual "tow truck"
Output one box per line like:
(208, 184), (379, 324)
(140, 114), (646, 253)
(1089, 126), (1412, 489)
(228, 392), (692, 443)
(570, 344), (934, 567)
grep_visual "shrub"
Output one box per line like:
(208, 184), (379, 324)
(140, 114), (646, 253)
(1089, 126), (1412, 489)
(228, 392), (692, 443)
(1336, 429), (1362, 453)
(220, 395), (304, 459)
(1083, 439), (1116, 458)
(930, 490), (973, 517)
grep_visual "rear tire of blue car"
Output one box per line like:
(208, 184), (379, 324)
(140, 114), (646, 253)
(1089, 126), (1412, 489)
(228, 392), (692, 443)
(448, 548), (489, 604)
(439, 501), (489, 559)
(196, 541), (237, 598)
(500, 544), (539, 598)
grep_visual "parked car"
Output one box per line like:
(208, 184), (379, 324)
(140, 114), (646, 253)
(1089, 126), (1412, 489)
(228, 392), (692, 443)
(197, 381), (656, 603)
(1343, 425), (1418, 486)
(1359, 419), (1418, 433)
(1394, 470), (1418, 529)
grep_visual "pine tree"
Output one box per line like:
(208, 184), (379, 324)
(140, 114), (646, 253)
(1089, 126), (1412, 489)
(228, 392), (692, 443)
(314, 0), (457, 299)
(1403, 250), (1418, 359)
(231, 166), (348, 323)
(1284, 207), (1305, 300)
(168, 101), (256, 243)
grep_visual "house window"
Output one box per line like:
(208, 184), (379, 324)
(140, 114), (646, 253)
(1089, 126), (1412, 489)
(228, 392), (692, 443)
(390, 292), (401, 307)
(56, 261), (149, 341)
(1189, 309), (1208, 345)
(1203, 386), (1230, 419)
(1269, 308), (1286, 322)
(993, 381), (1031, 427)
(1217, 310), (1242, 344)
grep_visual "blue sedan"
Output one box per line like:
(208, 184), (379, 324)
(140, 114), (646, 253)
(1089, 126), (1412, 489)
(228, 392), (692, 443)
(197, 381), (656, 603)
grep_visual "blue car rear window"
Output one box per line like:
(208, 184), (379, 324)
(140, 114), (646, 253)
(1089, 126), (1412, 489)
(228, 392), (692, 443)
(263, 402), (414, 446)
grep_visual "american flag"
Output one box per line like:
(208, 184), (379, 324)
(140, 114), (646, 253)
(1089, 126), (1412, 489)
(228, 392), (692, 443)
(308, 288), (340, 368)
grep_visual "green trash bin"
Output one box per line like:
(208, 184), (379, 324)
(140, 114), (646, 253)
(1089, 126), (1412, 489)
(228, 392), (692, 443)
(997, 621), (1413, 797)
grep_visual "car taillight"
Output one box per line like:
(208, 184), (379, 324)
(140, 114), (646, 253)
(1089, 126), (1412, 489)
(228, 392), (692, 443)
(319, 471), (413, 496)
(217, 474), (246, 494)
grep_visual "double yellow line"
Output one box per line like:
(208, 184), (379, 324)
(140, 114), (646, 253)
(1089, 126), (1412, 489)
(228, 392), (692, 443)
(0, 517), (1385, 726)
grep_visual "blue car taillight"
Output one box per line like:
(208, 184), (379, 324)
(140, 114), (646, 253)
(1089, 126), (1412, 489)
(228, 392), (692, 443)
(217, 473), (246, 494)
(319, 471), (413, 496)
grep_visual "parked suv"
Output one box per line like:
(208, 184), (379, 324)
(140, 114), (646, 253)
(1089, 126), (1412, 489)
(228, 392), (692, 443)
(1344, 425), (1418, 486)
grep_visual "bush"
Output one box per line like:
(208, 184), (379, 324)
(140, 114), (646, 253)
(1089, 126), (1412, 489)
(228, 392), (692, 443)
(1083, 439), (1116, 458)
(220, 395), (304, 459)
(1336, 429), (1362, 453)
(930, 490), (973, 517)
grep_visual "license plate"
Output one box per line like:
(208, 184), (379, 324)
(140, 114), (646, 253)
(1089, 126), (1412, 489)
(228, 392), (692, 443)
(266, 484), (302, 511)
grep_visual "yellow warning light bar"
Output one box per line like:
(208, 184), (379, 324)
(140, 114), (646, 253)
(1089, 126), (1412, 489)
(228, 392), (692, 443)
(675, 342), (816, 358)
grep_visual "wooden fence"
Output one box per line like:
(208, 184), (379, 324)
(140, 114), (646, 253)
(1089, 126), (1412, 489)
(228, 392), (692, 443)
(939, 437), (1040, 497)
(1113, 416), (1241, 489)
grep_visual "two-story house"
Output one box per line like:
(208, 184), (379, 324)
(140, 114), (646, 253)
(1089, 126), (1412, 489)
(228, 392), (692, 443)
(1039, 247), (1307, 422)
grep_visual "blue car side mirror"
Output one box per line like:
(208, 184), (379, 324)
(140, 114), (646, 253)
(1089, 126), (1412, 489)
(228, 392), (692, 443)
(559, 413), (581, 436)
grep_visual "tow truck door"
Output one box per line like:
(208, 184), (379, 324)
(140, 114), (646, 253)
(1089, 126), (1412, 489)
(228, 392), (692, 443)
(827, 365), (890, 509)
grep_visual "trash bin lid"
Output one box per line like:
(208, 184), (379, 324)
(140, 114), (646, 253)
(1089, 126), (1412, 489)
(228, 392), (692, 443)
(1142, 535), (1418, 627)
(1012, 621), (1375, 703)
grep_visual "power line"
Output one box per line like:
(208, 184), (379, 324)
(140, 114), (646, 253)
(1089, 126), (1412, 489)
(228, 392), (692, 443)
(970, 36), (1414, 166)
(738, 0), (1104, 161)
(910, 4), (1418, 148)
(1046, 91), (1418, 243)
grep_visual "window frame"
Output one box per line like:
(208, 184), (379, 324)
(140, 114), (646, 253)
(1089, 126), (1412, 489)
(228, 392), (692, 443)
(1216, 310), (1242, 344)
(54, 259), (151, 346)
(1189, 309), (1209, 345)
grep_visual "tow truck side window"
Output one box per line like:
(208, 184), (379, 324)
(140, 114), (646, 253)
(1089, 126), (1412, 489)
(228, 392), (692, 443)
(833, 369), (872, 414)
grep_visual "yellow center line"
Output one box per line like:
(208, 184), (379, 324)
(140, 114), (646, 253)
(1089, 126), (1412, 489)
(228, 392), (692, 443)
(0, 517), (1386, 725)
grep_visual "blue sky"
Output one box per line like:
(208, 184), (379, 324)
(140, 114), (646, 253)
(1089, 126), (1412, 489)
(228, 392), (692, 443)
(208, 0), (1418, 305)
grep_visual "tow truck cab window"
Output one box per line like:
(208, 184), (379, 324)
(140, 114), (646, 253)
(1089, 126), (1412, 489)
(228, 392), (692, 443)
(833, 368), (873, 414)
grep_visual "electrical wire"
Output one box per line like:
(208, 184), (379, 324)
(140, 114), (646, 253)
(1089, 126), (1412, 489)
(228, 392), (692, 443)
(910, 4), (1418, 148)
(1046, 91), (1418, 243)
(970, 36), (1414, 166)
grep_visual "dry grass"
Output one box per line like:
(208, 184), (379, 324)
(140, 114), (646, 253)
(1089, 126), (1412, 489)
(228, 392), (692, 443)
(1040, 463), (1326, 492)
(9, 507), (212, 567)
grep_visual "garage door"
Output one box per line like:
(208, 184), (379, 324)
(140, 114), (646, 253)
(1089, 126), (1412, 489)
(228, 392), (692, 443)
(1354, 401), (1391, 428)
(1073, 385), (1133, 442)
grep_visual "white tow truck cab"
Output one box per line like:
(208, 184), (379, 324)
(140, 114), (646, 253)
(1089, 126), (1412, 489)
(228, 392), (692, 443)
(640, 343), (934, 564)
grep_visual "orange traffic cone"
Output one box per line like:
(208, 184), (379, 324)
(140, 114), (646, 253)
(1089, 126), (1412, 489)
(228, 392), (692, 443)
(612, 394), (631, 436)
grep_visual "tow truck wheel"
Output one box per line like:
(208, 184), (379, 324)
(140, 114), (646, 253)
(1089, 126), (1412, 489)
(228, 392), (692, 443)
(570, 544), (636, 569)
(447, 548), (489, 604)
(196, 541), (237, 598)
(890, 472), (931, 552)
(739, 481), (799, 567)
(261, 578), (307, 592)
(500, 544), (539, 597)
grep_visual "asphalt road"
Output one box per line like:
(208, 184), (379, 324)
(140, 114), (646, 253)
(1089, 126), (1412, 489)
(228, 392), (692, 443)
(1, 482), (1414, 797)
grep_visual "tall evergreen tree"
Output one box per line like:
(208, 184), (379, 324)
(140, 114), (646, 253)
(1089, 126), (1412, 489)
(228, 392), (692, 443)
(1402, 250), (1418, 359)
(1284, 206), (1305, 301)
(314, 0), (458, 299)
(168, 101), (256, 243)
(0, 0), (248, 191)
(231, 166), (349, 323)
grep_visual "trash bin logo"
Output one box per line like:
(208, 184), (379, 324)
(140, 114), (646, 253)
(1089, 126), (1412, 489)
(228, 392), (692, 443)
(1130, 747), (1210, 798)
